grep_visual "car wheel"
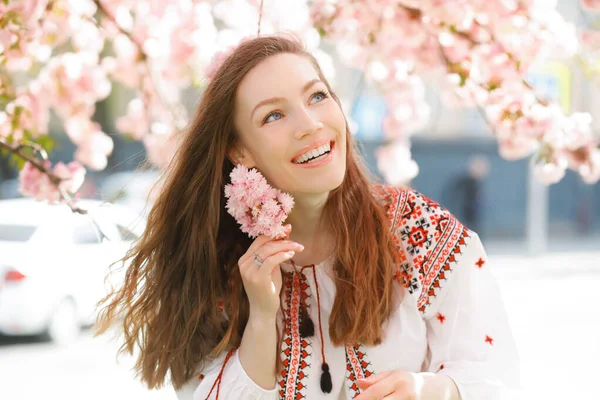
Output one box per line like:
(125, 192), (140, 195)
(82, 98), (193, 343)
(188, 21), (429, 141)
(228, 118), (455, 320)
(45, 299), (80, 345)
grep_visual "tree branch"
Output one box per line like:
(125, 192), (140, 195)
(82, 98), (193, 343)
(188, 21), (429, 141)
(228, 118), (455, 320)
(0, 139), (88, 214)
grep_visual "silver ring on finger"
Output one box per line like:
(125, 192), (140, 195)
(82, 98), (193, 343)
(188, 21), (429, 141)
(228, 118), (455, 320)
(253, 253), (264, 267)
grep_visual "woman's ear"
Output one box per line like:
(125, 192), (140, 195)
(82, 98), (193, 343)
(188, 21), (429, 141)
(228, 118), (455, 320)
(227, 141), (256, 168)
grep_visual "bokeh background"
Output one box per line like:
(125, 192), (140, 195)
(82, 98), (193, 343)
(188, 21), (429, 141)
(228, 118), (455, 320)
(1, 1), (599, 399)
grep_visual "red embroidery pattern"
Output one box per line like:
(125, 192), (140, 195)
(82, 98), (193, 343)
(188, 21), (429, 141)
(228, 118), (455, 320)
(475, 257), (486, 268)
(485, 335), (494, 345)
(278, 272), (312, 400)
(402, 190), (469, 314)
(345, 344), (375, 398)
(376, 186), (469, 313)
(436, 313), (446, 324)
(375, 185), (471, 313)
(374, 186), (420, 294)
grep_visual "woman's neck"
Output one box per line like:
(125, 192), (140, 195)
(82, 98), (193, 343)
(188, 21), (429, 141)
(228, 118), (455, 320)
(285, 192), (333, 266)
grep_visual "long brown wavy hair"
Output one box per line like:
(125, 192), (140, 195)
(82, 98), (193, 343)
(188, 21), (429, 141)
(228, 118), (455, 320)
(96, 34), (400, 390)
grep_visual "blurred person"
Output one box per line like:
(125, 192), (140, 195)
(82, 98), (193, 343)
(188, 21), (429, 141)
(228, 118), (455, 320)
(447, 155), (489, 237)
(96, 35), (519, 400)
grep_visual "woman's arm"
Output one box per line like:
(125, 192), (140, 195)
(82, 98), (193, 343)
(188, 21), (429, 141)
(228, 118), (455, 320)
(422, 231), (521, 400)
(238, 313), (279, 390)
(176, 315), (280, 400)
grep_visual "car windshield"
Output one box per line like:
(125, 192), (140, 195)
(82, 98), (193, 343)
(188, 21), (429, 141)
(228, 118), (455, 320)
(0, 224), (37, 242)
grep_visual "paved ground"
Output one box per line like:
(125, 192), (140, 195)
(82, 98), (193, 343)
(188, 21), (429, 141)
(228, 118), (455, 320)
(0, 249), (598, 400)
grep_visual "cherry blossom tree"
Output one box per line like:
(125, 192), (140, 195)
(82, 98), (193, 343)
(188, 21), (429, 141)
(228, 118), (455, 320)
(1, 0), (599, 213)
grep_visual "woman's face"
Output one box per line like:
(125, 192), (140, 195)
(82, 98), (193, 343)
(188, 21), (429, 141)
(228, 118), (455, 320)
(232, 53), (347, 197)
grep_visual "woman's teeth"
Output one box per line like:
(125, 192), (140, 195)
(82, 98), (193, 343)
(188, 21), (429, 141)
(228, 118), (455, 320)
(294, 142), (331, 164)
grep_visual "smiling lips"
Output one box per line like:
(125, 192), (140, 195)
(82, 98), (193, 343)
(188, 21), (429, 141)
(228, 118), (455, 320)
(292, 140), (334, 164)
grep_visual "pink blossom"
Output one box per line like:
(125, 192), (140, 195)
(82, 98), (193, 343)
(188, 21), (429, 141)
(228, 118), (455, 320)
(19, 160), (86, 203)
(74, 130), (114, 171)
(53, 161), (86, 194)
(376, 140), (419, 187)
(101, 34), (145, 88)
(39, 52), (111, 120)
(116, 98), (150, 140)
(560, 145), (600, 184)
(143, 124), (180, 169)
(381, 76), (430, 139)
(533, 157), (567, 185)
(579, 148), (600, 184)
(580, 0), (600, 11)
(0, 112), (10, 138)
(561, 113), (594, 151)
(580, 29), (600, 50)
(224, 165), (294, 239)
(65, 118), (114, 170)
(13, 82), (50, 137)
(71, 19), (105, 56)
(579, 29), (600, 62)
(498, 135), (540, 160)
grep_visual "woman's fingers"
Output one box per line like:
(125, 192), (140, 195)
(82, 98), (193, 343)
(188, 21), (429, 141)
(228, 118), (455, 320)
(356, 370), (395, 389)
(354, 373), (397, 400)
(240, 240), (303, 273)
(257, 250), (296, 279)
(238, 225), (293, 266)
(238, 234), (273, 266)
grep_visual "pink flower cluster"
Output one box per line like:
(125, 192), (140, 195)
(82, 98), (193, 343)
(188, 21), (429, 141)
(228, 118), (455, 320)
(310, 0), (598, 185)
(581, 0), (600, 11)
(224, 165), (294, 239)
(3, 0), (600, 206)
(19, 161), (86, 203)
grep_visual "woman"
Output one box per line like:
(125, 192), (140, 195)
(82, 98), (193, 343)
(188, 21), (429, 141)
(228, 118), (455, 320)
(97, 34), (520, 400)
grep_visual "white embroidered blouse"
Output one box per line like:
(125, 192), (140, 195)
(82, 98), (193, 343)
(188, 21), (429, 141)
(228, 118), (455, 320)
(175, 186), (521, 400)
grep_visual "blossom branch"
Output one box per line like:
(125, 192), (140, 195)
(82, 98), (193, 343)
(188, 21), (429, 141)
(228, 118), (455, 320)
(91, 0), (187, 130)
(0, 139), (88, 214)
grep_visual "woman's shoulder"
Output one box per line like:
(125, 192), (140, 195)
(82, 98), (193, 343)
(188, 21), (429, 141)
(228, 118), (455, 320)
(372, 184), (474, 315)
(371, 183), (449, 223)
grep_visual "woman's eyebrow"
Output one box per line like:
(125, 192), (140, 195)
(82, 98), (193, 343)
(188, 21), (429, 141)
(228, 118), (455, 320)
(250, 79), (323, 121)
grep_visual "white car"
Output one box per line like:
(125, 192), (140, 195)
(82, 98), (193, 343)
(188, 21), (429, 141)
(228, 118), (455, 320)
(0, 199), (145, 344)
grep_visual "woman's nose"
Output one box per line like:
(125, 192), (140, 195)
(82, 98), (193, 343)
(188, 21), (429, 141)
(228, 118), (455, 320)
(294, 109), (324, 140)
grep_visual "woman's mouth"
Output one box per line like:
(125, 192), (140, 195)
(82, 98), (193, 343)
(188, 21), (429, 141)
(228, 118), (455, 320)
(292, 141), (335, 165)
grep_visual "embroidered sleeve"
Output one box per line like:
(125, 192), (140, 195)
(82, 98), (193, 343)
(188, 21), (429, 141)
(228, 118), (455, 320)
(175, 348), (279, 400)
(384, 187), (521, 399)
(423, 232), (522, 399)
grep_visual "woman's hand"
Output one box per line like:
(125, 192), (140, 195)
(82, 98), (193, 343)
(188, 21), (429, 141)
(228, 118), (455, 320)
(238, 224), (304, 320)
(355, 370), (460, 400)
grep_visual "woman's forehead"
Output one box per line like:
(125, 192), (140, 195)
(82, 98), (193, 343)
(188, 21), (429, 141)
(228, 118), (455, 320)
(236, 54), (320, 105)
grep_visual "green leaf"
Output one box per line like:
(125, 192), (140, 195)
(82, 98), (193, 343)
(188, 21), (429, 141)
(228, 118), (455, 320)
(10, 153), (26, 170)
(34, 135), (57, 154)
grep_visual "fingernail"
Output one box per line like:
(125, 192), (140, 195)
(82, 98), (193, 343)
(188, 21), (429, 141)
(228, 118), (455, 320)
(285, 251), (295, 258)
(295, 244), (304, 251)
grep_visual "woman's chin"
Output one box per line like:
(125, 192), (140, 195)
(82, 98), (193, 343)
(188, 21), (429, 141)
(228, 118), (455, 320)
(300, 171), (345, 195)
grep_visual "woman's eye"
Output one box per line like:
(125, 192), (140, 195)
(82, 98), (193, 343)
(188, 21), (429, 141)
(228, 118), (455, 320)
(310, 90), (328, 104)
(264, 111), (283, 124)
